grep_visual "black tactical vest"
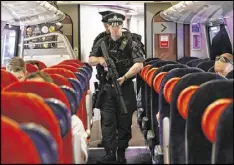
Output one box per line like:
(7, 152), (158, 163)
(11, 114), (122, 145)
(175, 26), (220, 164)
(106, 35), (133, 78)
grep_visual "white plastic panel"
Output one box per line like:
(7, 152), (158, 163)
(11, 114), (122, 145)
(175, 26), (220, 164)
(160, 1), (233, 24)
(1, 1), (65, 26)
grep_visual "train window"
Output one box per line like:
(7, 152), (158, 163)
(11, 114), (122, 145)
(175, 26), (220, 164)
(1, 24), (20, 66)
(208, 24), (232, 60)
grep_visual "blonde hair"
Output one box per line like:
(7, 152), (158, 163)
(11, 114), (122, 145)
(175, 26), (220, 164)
(6, 57), (26, 73)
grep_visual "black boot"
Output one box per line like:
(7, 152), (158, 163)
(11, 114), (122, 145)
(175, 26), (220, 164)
(117, 148), (127, 164)
(97, 148), (117, 164)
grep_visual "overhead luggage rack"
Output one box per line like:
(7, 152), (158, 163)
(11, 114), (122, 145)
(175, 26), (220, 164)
(160, 1), (233, 24)
(1, 1), (65, 26)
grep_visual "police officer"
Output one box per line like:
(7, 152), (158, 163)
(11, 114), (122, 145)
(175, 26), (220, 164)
(89, 12), (145, 164)
(92, 10), (113, 148)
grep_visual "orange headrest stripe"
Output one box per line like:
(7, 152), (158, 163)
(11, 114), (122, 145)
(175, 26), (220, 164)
(163, 77), (181, 104)
(146, 68), (158, 87)
(140, 65), (151, 79)
(153, 72), (167, 93)
(177, 85), (199, 119)
(202, 98), (232, 143)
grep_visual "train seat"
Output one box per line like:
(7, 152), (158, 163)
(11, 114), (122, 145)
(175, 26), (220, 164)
(208, 66), (215, 73)
(177, 56), (199, 64)
(20, 123), (59, 164)
(49, 74), (73, 88)
(170, 73), (224, 164)
(26, 63), (39, 73)
(196, 60), (215, 72)
(1, 69), (18, 88)
(1, 92), (64, 163)
(213, 101), (233, 164)
(1, 116), (41, 164)
(186, 58), (209, 67)
(226, 70), (233, 79)
(2, 81), (74, 163)
(186, 79), (233, 164)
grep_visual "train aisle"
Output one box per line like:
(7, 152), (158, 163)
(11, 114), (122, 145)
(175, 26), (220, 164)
(87, 111), (152, 163)
(87, 146), (152, 164)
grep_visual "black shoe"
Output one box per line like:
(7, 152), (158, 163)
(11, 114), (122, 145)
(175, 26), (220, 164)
(97, 141), (104, 147)
(117, 148), (127, 164)
(97, 149), (117, 164)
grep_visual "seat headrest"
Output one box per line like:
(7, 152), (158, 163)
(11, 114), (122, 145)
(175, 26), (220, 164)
(1, 70), (19, 88)
(202, 98), (232, 143)
(34, 60), (47, 70)
(79, 67), (92, 80)
(226, 70), (233, 79)
(50, 64), (78, 73)
(42, 68), (77, 79)
(74, 72), (87, 91)
(44, 98), (71, 137)
(162, 67), (203, 104)
(68, 78), (83, 99)
(49, 74), (73, 88)
(60, 59), (85, 66)
(1, 116), (41, 164)
(2, 81), (71, 111)
(59, 62), (82, 69)
(208, 66), (215, 73)
(26, 63), (38, 73)
(186, 58), (209, 67)
(20, 123), (58, 164)
(59, 86), (79, 115)
(196, 61), (215, 72)
(177, 56), (199, 64)
(152, 64), (187, 93)
(174, 73), (225, 119)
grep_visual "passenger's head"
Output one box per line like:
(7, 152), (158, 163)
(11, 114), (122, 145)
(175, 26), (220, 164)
(105, 12), (125, 41)
(99, 10), (113, 33)
(214, 53), (233, 77)
(26, 71), (54, 83)
(25, 60), (40, 70)
(6, 57), (26, 81)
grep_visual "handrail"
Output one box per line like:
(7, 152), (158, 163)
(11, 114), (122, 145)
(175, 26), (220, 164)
(23, 32), (75, 59)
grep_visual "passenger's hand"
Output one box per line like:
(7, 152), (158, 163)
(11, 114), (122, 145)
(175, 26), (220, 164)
(98, 57), (107, 67)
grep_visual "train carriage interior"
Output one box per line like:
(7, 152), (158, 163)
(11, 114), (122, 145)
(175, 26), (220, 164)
(1, 1), (233, 164)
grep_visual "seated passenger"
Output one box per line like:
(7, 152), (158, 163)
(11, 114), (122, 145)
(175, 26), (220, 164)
(25, 71), (89, 163)
(6, 57), (27, 81)
(214, 53), (233, 77)
(25, 60), (40, 70)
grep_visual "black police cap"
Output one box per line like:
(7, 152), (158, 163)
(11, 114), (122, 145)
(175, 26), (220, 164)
(105, 12), (125, 25)
(99, 11), (114, 23)
(99, 10), (113, 16)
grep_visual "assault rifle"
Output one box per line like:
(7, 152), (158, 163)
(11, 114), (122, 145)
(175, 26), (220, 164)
(100, 41), (128, 114)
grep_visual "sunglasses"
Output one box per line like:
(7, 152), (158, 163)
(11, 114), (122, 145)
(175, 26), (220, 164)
(108, 21), (123, 27)
(215, 56), (233, 65)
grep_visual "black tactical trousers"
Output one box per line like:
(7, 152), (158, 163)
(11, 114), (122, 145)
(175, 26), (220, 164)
(100, 81), (137, 150)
